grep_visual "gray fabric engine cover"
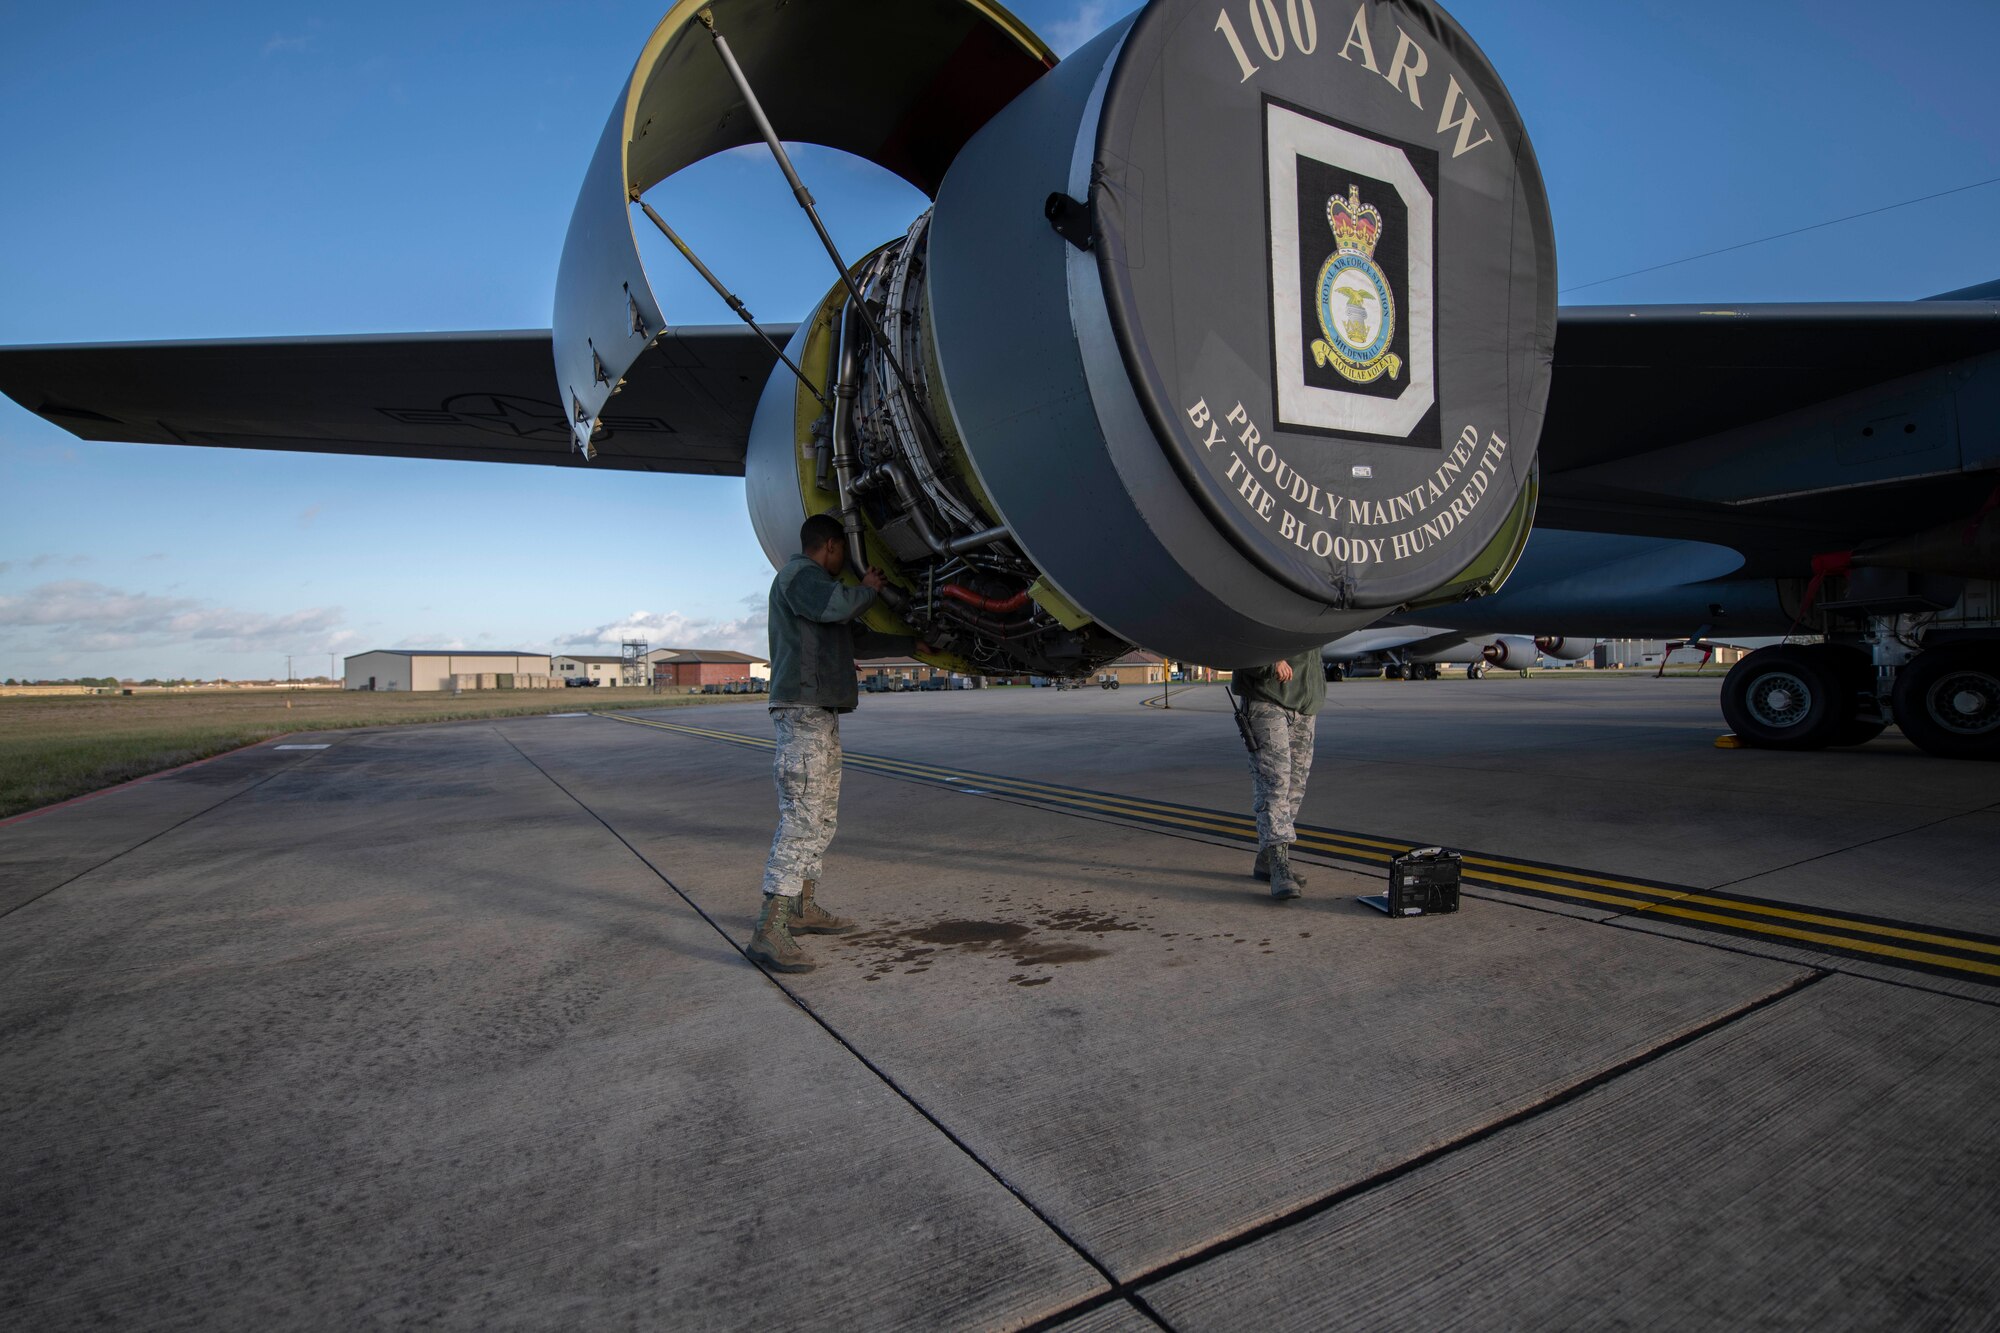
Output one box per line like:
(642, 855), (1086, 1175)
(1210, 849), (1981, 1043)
(929, 0), (1554, 664)
(1096, 0), (1556, 608)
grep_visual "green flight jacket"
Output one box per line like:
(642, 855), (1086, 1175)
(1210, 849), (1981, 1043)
(1232, 649), (1326, 716)
(766, 554), (914, 712)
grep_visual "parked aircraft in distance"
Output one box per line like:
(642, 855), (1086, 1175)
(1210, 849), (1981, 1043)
(1320, 622), (1591, 681)
(0, 0), (1995, 757)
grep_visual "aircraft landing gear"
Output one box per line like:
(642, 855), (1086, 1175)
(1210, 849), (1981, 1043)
(1719, 644), (1851, 749)
(1891, 643), (2000, 760)
(1718, 593), (1998, 758)
(1466, 662), (1487, 680)
(1720, 642), (1902, 751)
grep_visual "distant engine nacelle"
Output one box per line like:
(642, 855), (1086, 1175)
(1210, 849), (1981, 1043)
(1482, 635), (1540, 668)
(555, 0), (1555, 675)
(1535, 636), (1593, 661)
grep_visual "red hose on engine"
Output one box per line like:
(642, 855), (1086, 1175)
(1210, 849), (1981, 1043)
(940, 584), (1031, 615)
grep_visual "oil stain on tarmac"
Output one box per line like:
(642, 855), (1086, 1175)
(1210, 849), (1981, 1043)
(831, 896), (1307, 985)
(835, 876), (1313, 985)
(842, 911), (1134, 986)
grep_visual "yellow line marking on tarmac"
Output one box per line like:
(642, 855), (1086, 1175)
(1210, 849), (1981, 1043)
(606, 713), (2000, 981)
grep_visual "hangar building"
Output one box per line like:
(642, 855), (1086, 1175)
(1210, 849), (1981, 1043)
(552, 654), (642, 687)
(857, 655), (949, 688)
(648, 649), (767, 689)
(343, 650), (554, 692)
(1098, 651), (1167, 686)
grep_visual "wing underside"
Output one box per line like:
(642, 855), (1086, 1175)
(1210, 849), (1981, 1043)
(1539, 300), (2000, 566)
(0, 325), (791, 476)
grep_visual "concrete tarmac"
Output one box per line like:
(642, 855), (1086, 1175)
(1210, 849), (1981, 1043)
(3, 677), (1997, 1329)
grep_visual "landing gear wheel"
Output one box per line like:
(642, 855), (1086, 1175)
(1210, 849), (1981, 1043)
(1467, 662), (1486, 680)
(1719, 644), (1843, 750)
(1891, 643), (2000, 760)
(1326, 662), (1344, 682)
(1385, 663), (1406, 680)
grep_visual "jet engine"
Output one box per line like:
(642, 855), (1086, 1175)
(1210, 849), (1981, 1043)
(1482, 635), (1539, 669)
(1534, 636), (1593, 661)
(555, 0), (1555, 674)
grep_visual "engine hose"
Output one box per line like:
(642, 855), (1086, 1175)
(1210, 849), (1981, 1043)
(941, 583), (1031, 615)
(934, 601), (1043, 641)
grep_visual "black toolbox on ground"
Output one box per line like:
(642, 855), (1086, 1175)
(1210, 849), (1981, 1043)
(1360, 847), (1463, 917)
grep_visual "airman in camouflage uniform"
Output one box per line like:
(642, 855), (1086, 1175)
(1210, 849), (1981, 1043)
(751, 514), (919, 972)
(1232, 648), (1326, 900)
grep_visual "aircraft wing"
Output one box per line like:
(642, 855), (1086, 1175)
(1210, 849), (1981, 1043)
(0, 325), (790, 476)
(1538, 298), (2000, 570)
(6, 300), (1997, 523)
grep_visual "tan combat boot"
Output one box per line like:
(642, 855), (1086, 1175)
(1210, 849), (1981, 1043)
(791, 878), (856, 935)
(1268, 844), (1303, 902)
(748, 894), (814, 973)
(1253, 846), (1309, 887)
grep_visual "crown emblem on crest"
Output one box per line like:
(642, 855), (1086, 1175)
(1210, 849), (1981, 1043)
(1327, 185), (1383, 258)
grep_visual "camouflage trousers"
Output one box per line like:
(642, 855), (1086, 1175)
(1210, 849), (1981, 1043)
(1244, 700), (1316, 848)
(760, 705), (843, 899)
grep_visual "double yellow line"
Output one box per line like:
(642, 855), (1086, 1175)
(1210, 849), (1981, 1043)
(606, 713), (2000, 985)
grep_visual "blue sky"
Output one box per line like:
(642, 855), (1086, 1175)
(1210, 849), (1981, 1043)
(3, 1), (1997, 679)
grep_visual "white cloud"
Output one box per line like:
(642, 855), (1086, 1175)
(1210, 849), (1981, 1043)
(557, 606), (769, 656)
(261, 32), (311, 57)
(0, 580), (348, 655)
(1045, 1), (1140, 56)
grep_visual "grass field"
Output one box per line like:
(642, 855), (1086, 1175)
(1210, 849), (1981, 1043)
(0, 688), (742, 820)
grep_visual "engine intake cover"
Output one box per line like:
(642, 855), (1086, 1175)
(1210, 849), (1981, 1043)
(930, 0), (1553, 663)
(1099, 0), (1553, 607)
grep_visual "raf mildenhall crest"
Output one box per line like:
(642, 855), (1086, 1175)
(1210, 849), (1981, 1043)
(1312, 185), (1402, 385)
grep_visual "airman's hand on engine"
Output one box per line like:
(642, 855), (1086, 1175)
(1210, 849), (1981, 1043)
(1275, 659), (1295, 683)
(860, 567), (886, 592)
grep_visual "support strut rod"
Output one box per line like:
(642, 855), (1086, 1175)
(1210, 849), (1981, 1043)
(697, 8), (945, 447)
(632, 195), (828, 409)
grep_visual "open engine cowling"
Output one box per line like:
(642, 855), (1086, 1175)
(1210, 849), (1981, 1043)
(555, 0), (1556, 674)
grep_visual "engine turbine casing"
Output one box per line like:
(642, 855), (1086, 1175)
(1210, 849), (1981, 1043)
(1482, 635), (1539, 668)
(1535, 635), (1593, 661)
